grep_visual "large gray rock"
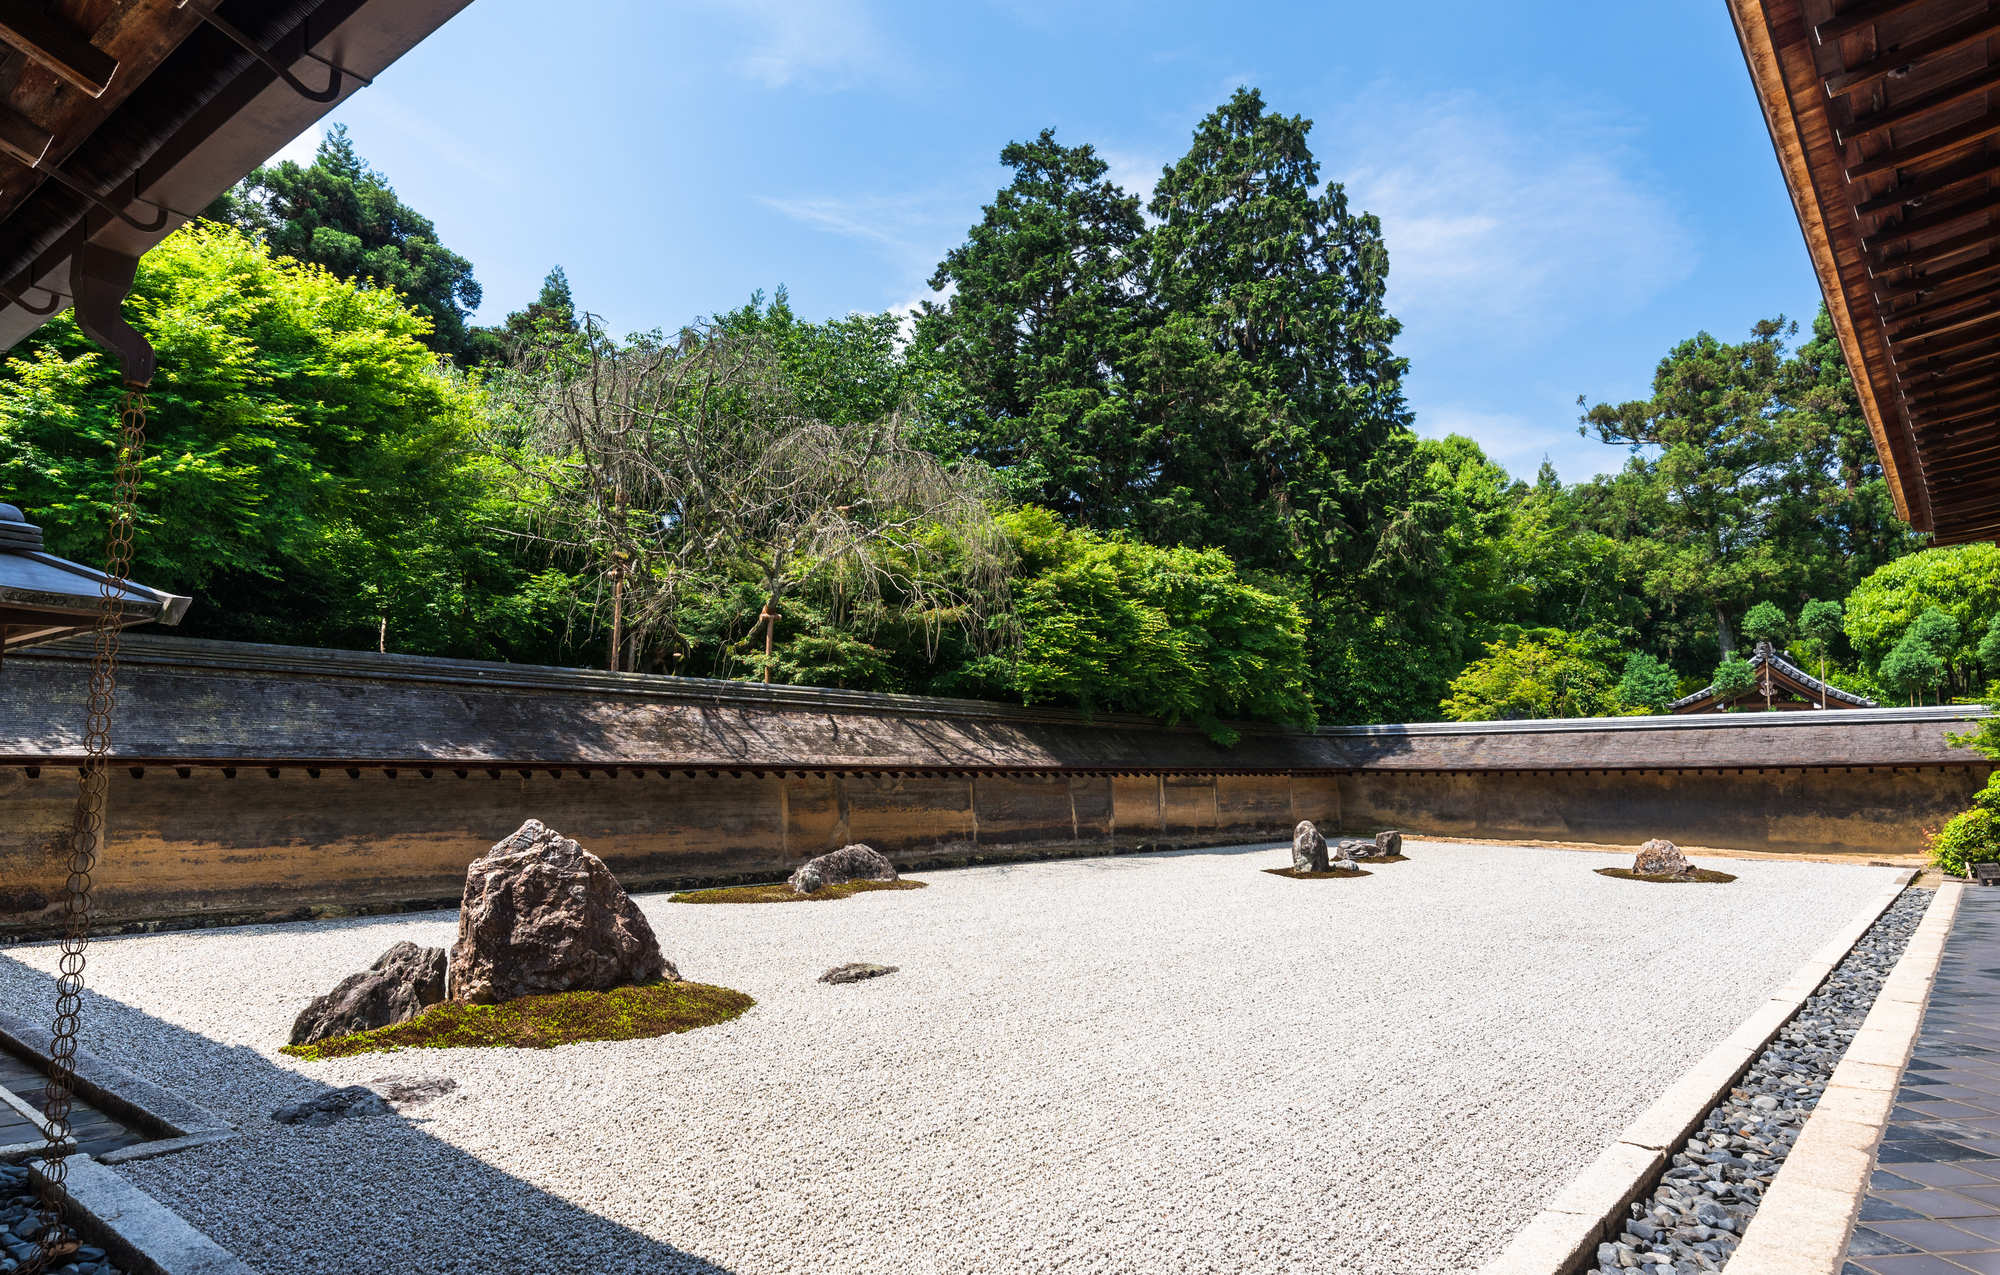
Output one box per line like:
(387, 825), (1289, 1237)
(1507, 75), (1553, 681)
(1374, 830), (1403, 857)
(450, 820), (675, 1005)
(1633, 838), (1692, 876)
(288, 941), (447, 1046)
(1291, 821), (1329, 873)
(790, 843), (898, 894)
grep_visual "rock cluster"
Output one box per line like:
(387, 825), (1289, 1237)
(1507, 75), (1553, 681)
(820, 963), (898, 984)
(451, 820), (675, 1004)
(1592, 886), (1930, 1275)
(1634, 838), (1693, 875)
(1291, 821), (1328, 872)
(289, 941), (447, 1046)
(0, 1163), (116, 1273)
(790, 843), (898, 894)
(1336, 831), (1404, 861)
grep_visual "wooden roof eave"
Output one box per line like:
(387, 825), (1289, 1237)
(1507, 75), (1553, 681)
(1725, 0), (1928, 531)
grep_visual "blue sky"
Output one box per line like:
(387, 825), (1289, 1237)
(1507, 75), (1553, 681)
(280, 0), (1823, 483)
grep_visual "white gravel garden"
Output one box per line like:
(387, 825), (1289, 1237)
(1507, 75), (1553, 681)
(0, 841), (1901, 1275)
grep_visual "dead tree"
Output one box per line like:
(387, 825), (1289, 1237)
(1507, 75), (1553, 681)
(491, 318), (1009, 680)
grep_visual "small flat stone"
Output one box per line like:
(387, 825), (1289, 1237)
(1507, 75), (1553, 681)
(820, 963), (898, 985)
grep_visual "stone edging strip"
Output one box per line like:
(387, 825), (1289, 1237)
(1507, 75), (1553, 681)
(1483, 869), (1921, 1275)
(29, 1153), (258, 1274)
(1723, 880), (1965, 1273)
(0, 1008), (235, 1163)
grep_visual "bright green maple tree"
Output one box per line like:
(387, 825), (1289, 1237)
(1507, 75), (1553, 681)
(206, 125), (489, 365)
(0, 222), (563, 660)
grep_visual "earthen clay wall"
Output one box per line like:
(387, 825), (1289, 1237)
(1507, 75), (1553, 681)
(2, 635), (1990, 936)
(0, 767), (1344, 930)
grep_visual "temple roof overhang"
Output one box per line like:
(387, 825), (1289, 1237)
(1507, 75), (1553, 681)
(1726, 0), (2000, 544)
(0, 0), (472, 352)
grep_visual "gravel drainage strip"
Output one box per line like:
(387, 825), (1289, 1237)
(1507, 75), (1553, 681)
(1589, 885), (1933, 1274)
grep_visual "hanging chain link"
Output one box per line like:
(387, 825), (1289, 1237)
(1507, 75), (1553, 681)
(29, 389), (146, 1274)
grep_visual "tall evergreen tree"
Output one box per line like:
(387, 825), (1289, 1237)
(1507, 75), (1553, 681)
(913, 130), (1147, 527)
(1137, 87), (1411, 578)
(205, 125), (486, 364)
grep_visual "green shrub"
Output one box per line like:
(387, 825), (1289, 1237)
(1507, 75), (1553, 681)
(1930, 773), (2000, 877)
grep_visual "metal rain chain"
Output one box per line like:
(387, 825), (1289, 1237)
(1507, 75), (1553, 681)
(29, 244), (154, 1274)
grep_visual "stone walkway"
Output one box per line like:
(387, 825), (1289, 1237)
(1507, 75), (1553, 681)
(1844, 888), (2000, 1274)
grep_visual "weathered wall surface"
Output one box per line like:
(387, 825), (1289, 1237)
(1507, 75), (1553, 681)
(1337, 766), (1993, 857)
(0, 768), (1345, 931)
(2, 634), (1990, 935)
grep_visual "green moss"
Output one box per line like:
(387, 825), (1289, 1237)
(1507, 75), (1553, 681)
(280, 980), (754, 1061)
(1594, 867), (1738, 884)
(669, 879), (928, 905)
(1263, 866), (1371, 880)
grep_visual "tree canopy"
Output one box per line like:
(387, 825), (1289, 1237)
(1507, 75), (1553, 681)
(3, 88), (1967, 741)
(0, 222), (561, 659)
(205, 125), (488, 366)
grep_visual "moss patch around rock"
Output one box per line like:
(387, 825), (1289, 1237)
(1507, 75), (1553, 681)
(1594, 867), (1738, 884)
(280, 980), (755, 1061)
(669, 879), (928, 905)
(1263, 866), (1372, 880)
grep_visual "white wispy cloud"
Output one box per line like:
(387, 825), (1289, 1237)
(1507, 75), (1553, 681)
(756, 179), (992, 287)
(693, 0), (895, 90)
(1328, 89), (1695, 355)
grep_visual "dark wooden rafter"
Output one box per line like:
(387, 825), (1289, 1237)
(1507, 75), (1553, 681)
(1826, 10), (2000, 97)
(1728, 0), (2000, 543)
(1817, 0), (1940, 42)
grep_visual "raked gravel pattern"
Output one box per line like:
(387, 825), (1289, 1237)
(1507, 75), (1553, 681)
(0, 841), (1903, 1275)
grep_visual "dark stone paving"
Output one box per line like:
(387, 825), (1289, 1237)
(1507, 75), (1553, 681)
(1845, 889), (2000, 1275)
(0, 1049), (149, 1160)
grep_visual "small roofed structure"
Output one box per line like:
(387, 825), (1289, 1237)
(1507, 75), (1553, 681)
(1670, 640), (1877, 714)
(0, 501), (187, 655)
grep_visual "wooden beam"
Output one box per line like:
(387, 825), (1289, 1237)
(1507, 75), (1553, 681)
(1905, 373), (2000, 410)
(0, 1), (117, 98)
(1861, 186), (2000, 252)
(1848, 110), (2000, 181)
(1837, 62), (2000, 143)
(1875, 252), (2000, 304)
(1905, 367), (2000, 401)
(1906, 391), (2000, 424)
(1825, 11), (2000, 100)
(1890, 315), (2000, 361)
(1887, 296), (2000, 343)
(1873, 220), (2000, 275)
(1818, 0), (1941, 44)
(1853, 148), (2000, 216)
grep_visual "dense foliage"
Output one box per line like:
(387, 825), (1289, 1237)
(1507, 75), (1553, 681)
(1440, 630), (1624, 721)
(1930, 774), (2000, 877)
(0, 223), (564, 659)
(917, 89), (1442, 722)
(1002, 507), (1313, 741)
(8, 101), (1987, 741)
(206, 126), (490, 365)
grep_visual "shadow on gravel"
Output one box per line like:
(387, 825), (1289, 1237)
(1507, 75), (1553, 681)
(0, 947), (739, 1275)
